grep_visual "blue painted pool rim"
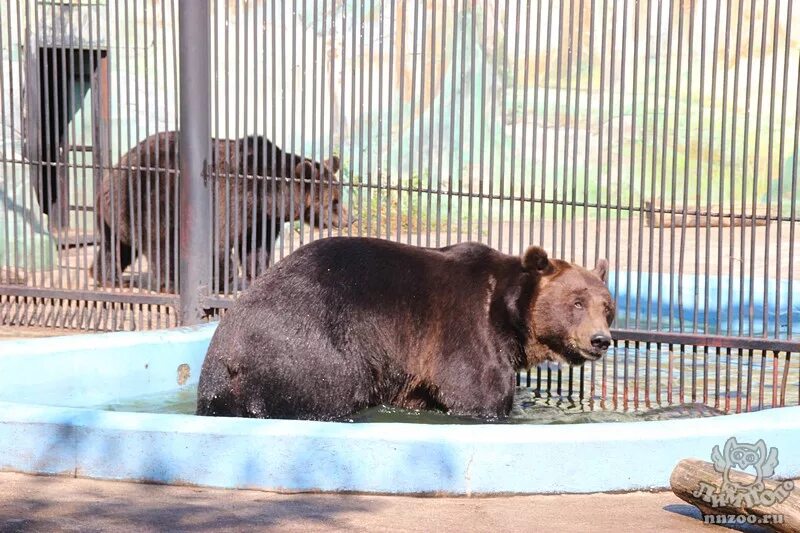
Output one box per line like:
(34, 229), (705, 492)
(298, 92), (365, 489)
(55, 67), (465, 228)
(1, 324), (798, 494)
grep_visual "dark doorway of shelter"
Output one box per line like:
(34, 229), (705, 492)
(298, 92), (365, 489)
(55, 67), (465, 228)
(35, 46), (106, 235)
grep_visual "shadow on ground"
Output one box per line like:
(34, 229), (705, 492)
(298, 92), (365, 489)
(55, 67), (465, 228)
(663, 503), (772, 533)
(0, 473), (379, 532)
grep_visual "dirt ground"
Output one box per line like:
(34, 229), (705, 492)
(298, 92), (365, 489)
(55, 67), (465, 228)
(0, 472), (757, 533)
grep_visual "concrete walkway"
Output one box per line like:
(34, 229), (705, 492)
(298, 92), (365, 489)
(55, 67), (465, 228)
(0, 472), (756, 533)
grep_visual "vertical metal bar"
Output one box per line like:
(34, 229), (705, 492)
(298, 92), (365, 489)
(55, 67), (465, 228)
(395, 0), (406, 244)
(669, 0), (685, 338)
(728, 0), (745, 338)
(320, 0), (331, 241)
(496, 0), (510, 253)
(264, 1), (274, 273)
(445, 0), (458, 247)
(153, 1), (165, 295)
(468, 0), (478, 244)
(231, 0), (242, 292)
(170, 0), (181, 294)
(632, 322), (639, 409)
(704, 344), (710, 407)
(690, 344), (697, 403)
(770, 351), (778, 409)
(0, 1), (7, 284)
(289, 0), (297, 254)
(657, 0), (675, 334)
(532, 0), (544, 247)
(308, 0), (318, 242)
(42, 1), (58, 287)
(789, 16), (800, 343)
(416, 0), (428, 247)
(407, 0), (419, 245)
(582, 0), (594, 270)
(456, 0), (468, 246)
(428, 1), (438, 246)
(563, 0), (576, 398)
(365, 0), (375, 240)
(667, 345), (674, 405)
(644, 341), (651, 408)
(76, 1), (88, 292)
(614, 0), (627, 332)
(745, 348), (753, 412)
(569, 0), (583, 264)
(634, 0), (651, 332)
(595, 0), (607, 405)
(119, 0), (134, 295)
(714, 0), (730, 337)
(750, 1), (771, 340)
(738, 0), (757, 337)
(131, 0), (144, 310)
(780, 352), (790, 407)
(519, 0), (532, 255)
(478, 0), (488, 248)
(241, 0), (251, 286)
(775, 0), (794, 342)
(623, 341), (629, 411)
(299, 1), (307, 248)
(487, 0), (501, 248)
(386, 0), (394, 240)
(178, 0), (210, 325)
(348, 0), (358, 239)
(550, 0), (563, 258)
(594, 0), (607, 268)
(208, 0), (217, 294)
(540, 0), (554, 248)
(646, 0), (661, 333)
(435, 1), (446, 247)
(603, 0), (617, 286)
(376, 1), (384, 240)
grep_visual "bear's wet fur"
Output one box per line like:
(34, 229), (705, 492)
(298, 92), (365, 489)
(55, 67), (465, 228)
(196, 237), (615, 420)
(92, 131), (348, 291)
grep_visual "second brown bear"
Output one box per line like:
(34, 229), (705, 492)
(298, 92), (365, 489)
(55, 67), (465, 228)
(92, 131), (349, 291)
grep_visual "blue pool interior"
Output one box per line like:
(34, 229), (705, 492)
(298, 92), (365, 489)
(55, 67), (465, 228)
(608, 272), (800, 337)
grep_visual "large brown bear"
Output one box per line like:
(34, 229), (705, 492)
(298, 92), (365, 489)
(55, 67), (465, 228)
(92, 131), (348, 291)
(196, 237), (615, 420)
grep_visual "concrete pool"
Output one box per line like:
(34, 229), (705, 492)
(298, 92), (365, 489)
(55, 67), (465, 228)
(0, 324), (798, 494)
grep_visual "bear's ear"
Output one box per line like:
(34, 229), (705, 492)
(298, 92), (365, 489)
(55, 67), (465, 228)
(593, 258), (609, 283)
(522, 246), (552, 273)
(294, 161), (316, 181)
(325, 156), (341, 173)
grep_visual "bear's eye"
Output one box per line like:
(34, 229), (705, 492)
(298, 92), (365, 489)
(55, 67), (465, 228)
(574, 301), (583, 310)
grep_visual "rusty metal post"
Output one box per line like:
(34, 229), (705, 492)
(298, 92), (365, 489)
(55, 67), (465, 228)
(178, 0), (211, 325)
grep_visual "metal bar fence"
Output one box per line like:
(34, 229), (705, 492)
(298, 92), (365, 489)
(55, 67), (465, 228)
(0, 0), (798, 414)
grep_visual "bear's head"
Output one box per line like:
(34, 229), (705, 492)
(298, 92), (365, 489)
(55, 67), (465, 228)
(522, 246), (615, 366)
(294, 157), (352, 229)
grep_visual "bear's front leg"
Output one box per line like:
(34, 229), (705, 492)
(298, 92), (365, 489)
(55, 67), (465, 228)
(435, 360), (516, 419)
(241, 220), (281, 283)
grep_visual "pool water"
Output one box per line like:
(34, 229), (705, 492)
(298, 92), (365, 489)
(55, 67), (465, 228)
(100, 385), (727, 424)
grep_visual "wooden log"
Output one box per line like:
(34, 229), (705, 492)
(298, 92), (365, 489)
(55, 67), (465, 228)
(670, 458), (800, 532)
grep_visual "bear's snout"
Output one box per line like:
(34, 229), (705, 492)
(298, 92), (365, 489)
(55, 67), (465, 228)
(318, 202), (354, 229)
(590, 332), (612, 351)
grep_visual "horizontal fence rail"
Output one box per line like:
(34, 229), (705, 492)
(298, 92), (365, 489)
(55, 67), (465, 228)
(1, 1), (799, 413)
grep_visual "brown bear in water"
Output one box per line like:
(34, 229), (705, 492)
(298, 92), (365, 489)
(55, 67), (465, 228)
(92, 131), (348, 291)
(196, 237), (615, 420)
